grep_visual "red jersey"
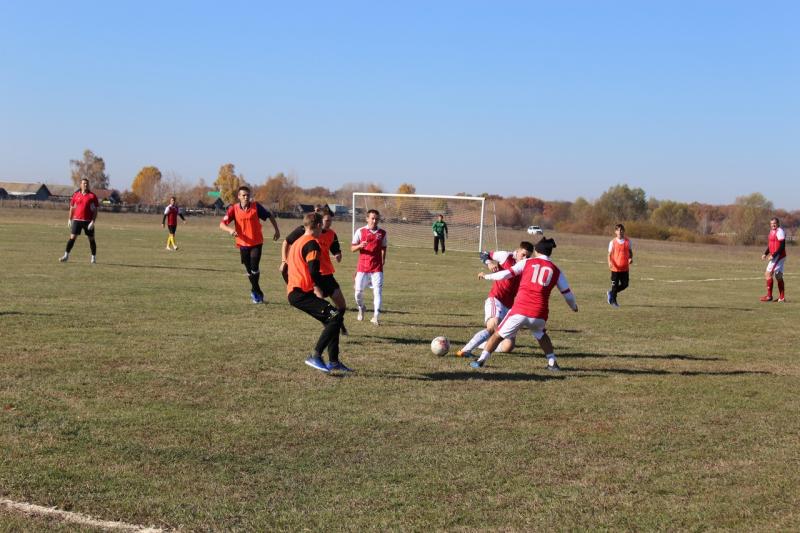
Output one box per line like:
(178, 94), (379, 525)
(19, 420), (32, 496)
(352, 225), (387, 273)
(486, 251), (520, 308)
(768, 228), (786, 261)
(222, 202), (270, 248)
(70, 190), (99, 221)
(164, 204), (180, 226)
(608, 238), (632, 272)
(506, 256), (571, 321)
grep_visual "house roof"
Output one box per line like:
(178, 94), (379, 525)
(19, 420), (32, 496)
(94, 189), (120, 200)
(0, 182), (49, 194)
(45, 184), (77, 197)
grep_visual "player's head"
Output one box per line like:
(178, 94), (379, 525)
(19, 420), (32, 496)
(322, 210), (333, 229)
(366, 209), (380, 228)
(237, 186), (251, 203)
(534, 237), (556, 257)
(437, 214), (444, 221)
(304, 212), (323, 235)
(615, 223), (625, 237)
(770, 218), (780, 229)
(515, 241), (534, 261)
(169, 196), (176, 205)
(80, 178), (90, 191)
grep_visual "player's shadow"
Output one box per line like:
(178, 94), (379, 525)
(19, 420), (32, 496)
(0, 311), (59, 317)
(564, 351), (726, 362)
(378, 371), (567, 382)
(567, 367), (773, 377)
(356, 334), (431, 346)
(628, 304), (755, 312)
(104, 262), (230, 273)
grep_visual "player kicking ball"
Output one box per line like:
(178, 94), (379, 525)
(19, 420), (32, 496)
(456, 241), (534, 357)
(470, 238), (578, 371)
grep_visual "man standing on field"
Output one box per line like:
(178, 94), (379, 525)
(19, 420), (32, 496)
(219, 186), (280, 304)
(607, 223), (633, 308)
(352, 209), (387, 325)
(432, 214), (448, 254)
(761, 217), (787, 302)
(59, 178), (99, 264)
(162, 196), (186, 250)
(469, 238), (578, 371)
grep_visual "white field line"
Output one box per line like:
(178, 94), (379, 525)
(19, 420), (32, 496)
(641, 274), (795, 283)
(0, 498), (167, 532)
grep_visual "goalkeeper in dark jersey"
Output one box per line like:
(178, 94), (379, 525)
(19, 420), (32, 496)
(432, 214), (448, 254)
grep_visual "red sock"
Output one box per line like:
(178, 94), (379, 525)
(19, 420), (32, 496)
(766, 278), (774, 297)
(777, 278), (785, 298)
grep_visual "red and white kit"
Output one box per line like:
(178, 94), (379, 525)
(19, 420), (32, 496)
(483, 250), (521, 324)
(767, 227), (786, 274)
(353, 225), (388, 318)
(484, 255), (577, 340)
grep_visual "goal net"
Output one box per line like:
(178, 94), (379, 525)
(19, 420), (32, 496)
(351, 193), (491, 252)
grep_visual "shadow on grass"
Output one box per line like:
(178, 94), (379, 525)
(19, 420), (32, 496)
(627, 304), (755, 312)
(373, 370), (567, 382)
(564, 352), (726, 361)
(346, 309), (475, 318)
(104, 262), (231, 273)
(0, 311), (60, 317)
(567, 367), (773, 376)
(357, 335), (431, 346)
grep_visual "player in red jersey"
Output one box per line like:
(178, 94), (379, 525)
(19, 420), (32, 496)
(470, 238), (578, 371)
(761, 217), (787, 302)
(456, 241), (534, 357)
(286, 212), (351, 374)
(161, 196), (186, 250)
(59, 178), (99, 263)
(351, 209), (387, 325)
(219, 186), (280, 304)
(607, 223), (633, 308)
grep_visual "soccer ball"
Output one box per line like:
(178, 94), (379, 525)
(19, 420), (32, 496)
(431, 336), (450, 356)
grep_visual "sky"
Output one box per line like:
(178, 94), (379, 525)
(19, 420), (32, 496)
(1, 1), (798, 208)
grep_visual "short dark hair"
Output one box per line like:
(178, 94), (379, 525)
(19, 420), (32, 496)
(367, 209), (380, 218)
(519, 241), (534, 254)
(615, 223), (625, 231)
(303, 212), (322, 228)
(534, 237), (557, 256)
(238, 186), (251, 194)
(771, 217), (780, 226)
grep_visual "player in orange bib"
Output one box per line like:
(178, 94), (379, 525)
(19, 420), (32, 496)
(607, 223), (633, 308)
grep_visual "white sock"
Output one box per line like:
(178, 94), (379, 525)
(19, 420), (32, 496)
(463, 329), (491, 352)
(478, 350), (491, 364)
(546, 353), (557, 367)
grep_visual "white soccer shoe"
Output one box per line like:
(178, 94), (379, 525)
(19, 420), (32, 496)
(357, 309), (364, 321)
(370, 316), (380, 326)
(90, 255), (97, 264)
(59, 253), (69, 263)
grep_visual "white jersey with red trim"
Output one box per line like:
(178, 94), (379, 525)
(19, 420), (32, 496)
(769, 228), (786, 261)
(486, 251), (519, 308)
(506, 256), (571, 321)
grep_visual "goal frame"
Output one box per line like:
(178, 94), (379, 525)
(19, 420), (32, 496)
(352, 192), (486, 252)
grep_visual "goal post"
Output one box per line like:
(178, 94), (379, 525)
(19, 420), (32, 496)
(351, 192), (491, 252)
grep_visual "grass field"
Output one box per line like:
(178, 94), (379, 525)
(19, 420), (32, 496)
(1, 207), (798, 531)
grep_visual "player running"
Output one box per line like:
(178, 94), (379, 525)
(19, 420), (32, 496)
(761, 217), (787, 302)
(456, 241), (534, 357)
(162, 196), (186, 250)
(351, 209), (387, 325)
(607, 223), (633, 307)
(219, 186), (280, 304)
(470, 237), (578, 371)
(59, 178), (99, 264)
(287, 212), (352, 374)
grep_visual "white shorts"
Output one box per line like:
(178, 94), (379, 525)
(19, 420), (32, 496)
(355, 271), (384, 292)
(484, 297), (510, 324)
(496, 313), (547, 341)
(767, 257), (785, 275)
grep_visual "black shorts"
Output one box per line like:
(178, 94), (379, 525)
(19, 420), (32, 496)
(288, 288), (340, 323)
(167, 224), (177, 234)
(317, 274), (340, 298)
(70, 220), (95, 237)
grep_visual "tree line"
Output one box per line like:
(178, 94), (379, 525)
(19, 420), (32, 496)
(69, 149), (796, 245)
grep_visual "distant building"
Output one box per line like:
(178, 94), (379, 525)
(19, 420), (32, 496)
(94, 189), (122, 204)
(45, 184), (77, 201)
(0, 182), (51, 200)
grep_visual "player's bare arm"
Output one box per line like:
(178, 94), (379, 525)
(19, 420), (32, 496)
(269, 214), (280, 241)
(219, 219), (236, 237)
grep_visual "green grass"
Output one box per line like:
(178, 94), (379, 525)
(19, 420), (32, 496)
(1, 208), (798, 531)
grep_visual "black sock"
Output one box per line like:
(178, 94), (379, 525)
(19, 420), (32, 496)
(66, 239), (76, 253)
(89, 240), (97, 255)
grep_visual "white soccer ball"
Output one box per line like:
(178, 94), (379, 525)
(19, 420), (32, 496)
(431, 336), (450, 356)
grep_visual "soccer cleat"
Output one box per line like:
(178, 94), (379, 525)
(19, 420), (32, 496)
(340, 323), (349, 336)
(760, 295), (773, 302)
(370, 316), (380, 326)
(251, 291), (261, 304)
(327, 361), (353, 373)
(547, 362), (561, 371)
(470, 360), (485, 369)
(173, 246), (179, 251)
(59, 253), (69, 263)
(90, 255), (96, 264)
(777, 296), (785, 303)
(166, 246), (172, 250)
(357, 309), (364, 321)
(305, 356), (330, 373)
(456, 350), (473, 358)
(611, 301), (619, 308)
(606, 290), (613, 305)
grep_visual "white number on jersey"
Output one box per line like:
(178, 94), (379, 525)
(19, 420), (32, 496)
(530, 264), (554, 286)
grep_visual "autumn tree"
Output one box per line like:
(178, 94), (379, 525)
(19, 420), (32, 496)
(257, 172), (298, 211)
(131, 166), (162, 204)
(214, 163), (245, 205)
(650, 200), (698, 230)
(70, 149), (110, 189)
(726, 193), (773, 245)
(594, 184), (648, 228)
(394, 183), (417, 218)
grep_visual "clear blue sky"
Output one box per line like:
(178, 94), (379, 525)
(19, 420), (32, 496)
(1, 1), (798, 208)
